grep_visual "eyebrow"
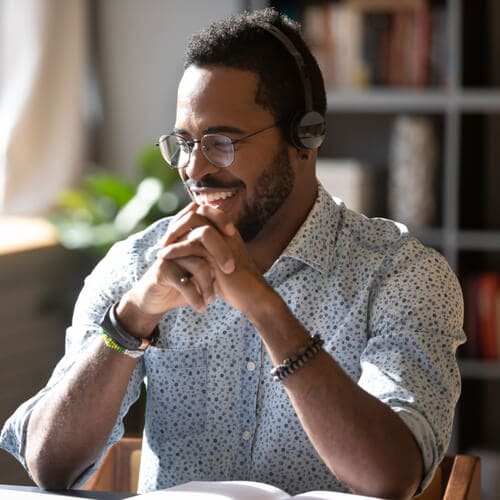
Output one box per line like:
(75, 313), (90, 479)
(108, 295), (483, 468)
(173, 125), (246, 137)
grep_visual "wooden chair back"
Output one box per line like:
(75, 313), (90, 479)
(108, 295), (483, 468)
(416, 454), (480, 500)
(83, 437), (142, 493)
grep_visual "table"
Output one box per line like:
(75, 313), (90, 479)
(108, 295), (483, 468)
(0, 484), (135, 499)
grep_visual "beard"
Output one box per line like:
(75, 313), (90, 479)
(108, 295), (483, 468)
(236, 146), (295, 242)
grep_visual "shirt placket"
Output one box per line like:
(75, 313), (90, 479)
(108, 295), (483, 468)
(233, 315), (263, 478)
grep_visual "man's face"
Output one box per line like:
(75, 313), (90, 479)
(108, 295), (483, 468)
(175, 65), (296, 242)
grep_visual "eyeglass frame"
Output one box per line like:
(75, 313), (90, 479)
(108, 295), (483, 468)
(157, 123), (278, 169)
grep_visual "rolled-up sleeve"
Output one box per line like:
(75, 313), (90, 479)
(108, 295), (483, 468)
(359, 239), (465, 491)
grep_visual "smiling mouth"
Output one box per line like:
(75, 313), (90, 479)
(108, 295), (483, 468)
(191, 190), (236, 205)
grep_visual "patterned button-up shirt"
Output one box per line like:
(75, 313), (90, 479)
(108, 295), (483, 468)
(0, 184), (465, 495)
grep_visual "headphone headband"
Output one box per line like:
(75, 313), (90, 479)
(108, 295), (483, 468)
(261, 24), (313, 112)
(259, 23), (326, 150)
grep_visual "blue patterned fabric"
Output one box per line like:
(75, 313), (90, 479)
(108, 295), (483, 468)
(0, 184), (465, 494)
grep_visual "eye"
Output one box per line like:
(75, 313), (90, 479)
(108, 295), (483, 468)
(214, 139), (232, 152)
(204, 135), (232, 152)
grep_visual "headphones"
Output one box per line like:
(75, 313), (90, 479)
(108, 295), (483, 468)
(260, 23), (326, 150)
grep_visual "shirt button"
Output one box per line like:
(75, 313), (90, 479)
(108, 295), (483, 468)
(242, 430), (252, 441)
(246, 361), (256, 372)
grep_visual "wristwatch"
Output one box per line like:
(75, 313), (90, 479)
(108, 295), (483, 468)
(99, 302), (160, 352)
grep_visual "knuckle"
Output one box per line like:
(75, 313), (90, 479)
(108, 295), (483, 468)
(196, 204), (211, 216)
(198, 225), (213, 239)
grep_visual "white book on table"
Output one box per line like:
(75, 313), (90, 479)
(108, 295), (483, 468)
(130, 480), (383, 499)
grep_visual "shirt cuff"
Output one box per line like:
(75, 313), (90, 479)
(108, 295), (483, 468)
(394, 406), (440, 494)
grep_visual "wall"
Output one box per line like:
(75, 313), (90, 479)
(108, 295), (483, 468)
(95, 0), (240, 176)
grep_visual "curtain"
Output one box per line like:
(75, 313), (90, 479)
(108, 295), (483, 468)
(0, 0), (87, 215)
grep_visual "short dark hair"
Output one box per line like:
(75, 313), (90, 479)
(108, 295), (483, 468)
(184, 8), (326, 144)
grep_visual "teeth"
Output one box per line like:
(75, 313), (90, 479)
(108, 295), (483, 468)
(195, 191), (235, 204)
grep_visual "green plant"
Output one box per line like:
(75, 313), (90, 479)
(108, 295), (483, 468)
(50, 144), (189, 257)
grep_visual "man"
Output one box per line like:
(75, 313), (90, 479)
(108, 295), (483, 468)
(1, 8), (465, 499)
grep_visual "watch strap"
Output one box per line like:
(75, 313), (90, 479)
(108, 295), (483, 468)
(99, 302), (160, 351)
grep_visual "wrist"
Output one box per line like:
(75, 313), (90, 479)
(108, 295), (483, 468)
(245, 287), (311, 362)
(240, 281), (281, 322)
(115, 293), (163, 339)
(99, 302), (160, 352)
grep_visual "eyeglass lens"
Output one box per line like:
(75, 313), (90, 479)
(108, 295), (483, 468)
(159, 134), (235, 169)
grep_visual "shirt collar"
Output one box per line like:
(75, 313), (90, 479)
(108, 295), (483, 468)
(280, 182), (341, 276)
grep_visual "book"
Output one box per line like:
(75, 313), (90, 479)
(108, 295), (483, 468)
(462, 272), (500, 360)
(0, 483), (384, 500)
(302, 4), (336, 89)
(476, 272), (498, 360)
(329, 4), (365, 89)
(302, 0), (445, 90)
(462, 274), (480, 359)
(316, 158), (383, 217)
(484, 115), (500, 229)
(128, 480), (384, 499)
(388, 115), (438, 228)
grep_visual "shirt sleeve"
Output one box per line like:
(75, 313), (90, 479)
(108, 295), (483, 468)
(359, 237), (466, 492)
(0, 236), (147, 487)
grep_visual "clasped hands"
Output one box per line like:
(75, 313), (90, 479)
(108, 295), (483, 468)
(121, 202), (268, 333)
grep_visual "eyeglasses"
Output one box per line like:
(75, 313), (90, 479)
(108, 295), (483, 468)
(157, 124), (277, 169)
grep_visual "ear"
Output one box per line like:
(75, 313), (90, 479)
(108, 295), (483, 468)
(288, 145), (313, 173)
(290, 147), (309, 160)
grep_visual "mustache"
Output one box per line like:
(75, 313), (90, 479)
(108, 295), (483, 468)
(183, 177), (245, 190)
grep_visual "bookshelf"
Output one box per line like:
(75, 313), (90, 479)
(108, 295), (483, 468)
(247, 0), (500, 491)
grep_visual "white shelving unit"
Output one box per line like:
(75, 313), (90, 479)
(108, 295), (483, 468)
(325, 86), (500, 267)
(318, 1), (500, 470)
(460, 360), (500, 380)
(327, 89), (500, 112)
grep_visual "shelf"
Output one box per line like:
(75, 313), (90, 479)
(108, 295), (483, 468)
(457, 230), (500, 251)
(460, 90), (500, 112)
(326, 89), (500, 113)
(411, 227), (446, 248)
(459, 359), (500, 380)
(395, 229), (500, 252)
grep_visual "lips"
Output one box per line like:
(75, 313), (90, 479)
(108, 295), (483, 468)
(191, 189), (237, 208)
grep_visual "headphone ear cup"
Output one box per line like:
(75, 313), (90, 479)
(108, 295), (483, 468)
(290, 110), (326, 149)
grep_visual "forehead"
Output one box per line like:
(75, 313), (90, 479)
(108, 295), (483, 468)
(176, 65), (272, 130)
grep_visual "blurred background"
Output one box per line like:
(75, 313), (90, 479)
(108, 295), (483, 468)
(1, 0), (500, 498)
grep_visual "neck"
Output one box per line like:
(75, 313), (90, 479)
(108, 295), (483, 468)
(246, 178), (318, 273)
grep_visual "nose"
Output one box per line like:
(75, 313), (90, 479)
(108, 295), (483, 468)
(183, 142), (220, 180)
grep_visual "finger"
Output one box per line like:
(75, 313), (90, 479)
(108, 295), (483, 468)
(161, 211), (204, 247)
(175, 201), (198, 219)
(195, 204), (236, 236)
(163, 206), (235, 247)
(160, 203), (198, 246)
(175, 256), (216, 306)
(158, 258), (207, 312)
(159, 225), (235, 274)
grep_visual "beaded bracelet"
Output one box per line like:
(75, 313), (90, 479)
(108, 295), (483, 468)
(100, 330), (145, 359)
(270, 334), (325, 381)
